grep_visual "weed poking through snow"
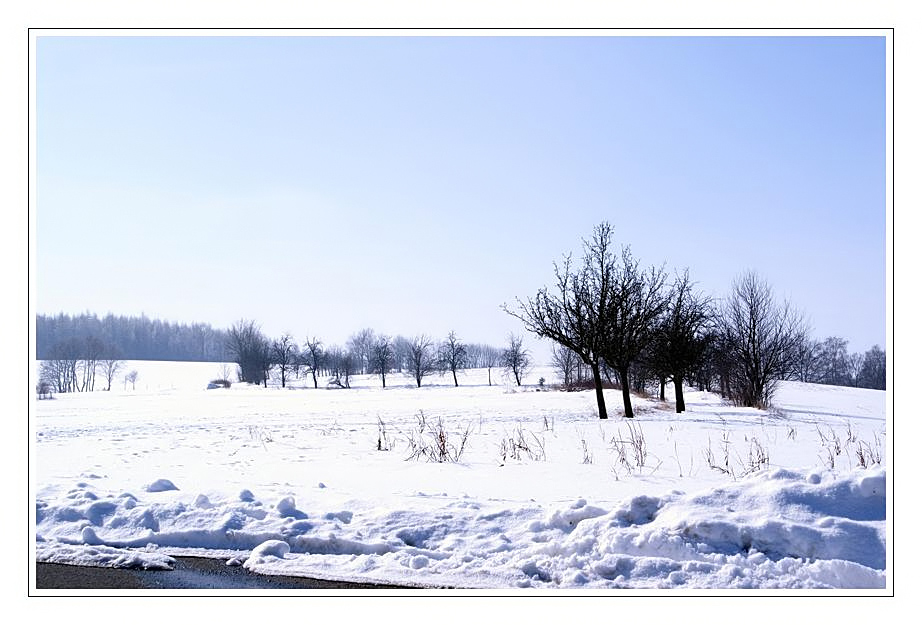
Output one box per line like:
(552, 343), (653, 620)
(377, 417), (395, 452)
(499, 424), (547, 464)
(405, 413), (471, 463)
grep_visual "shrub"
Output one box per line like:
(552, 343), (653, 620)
(405, 412), (471, 463)
(499, 424), (546, 463)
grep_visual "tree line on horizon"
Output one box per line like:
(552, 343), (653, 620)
(224, 321), (522, 391)
(35, 312), (525, 394)
(36, 313), (230, 362)
(504, 222), (886, 419)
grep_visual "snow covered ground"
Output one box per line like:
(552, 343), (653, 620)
(31, 361), (889, 591)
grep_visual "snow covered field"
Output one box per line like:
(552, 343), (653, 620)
(31, 361), (889, 591)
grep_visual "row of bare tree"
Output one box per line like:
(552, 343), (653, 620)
(226, 321), (527, 389)
(789, 338), (885, 389)
(38, 336), (137, 394)
(505, 222), (885, 419)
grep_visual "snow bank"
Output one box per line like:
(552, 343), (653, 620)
(34, 467), (886, 589)
(35, 540), (175, 570)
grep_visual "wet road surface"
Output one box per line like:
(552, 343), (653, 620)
(35, 557), (421, 590)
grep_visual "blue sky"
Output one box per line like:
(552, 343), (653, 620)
(35, 35), (887, 356)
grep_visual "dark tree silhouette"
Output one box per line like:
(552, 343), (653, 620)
(408, 335), (438, 388)
(719, 272), (806, 408)
(648, 271), (713, 413)
(502, 334), (530, 387)
(227, 320), (271, 386)
(371, 335), (394, 388)
(505, 223), (619, 418)
(271, 333), (298, 388)
(303, 336), (324, 389)
(438, 331), (467, 387)
(598, 247), (670, 419)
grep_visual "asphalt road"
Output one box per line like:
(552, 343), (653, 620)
(35, 557), (419, 591)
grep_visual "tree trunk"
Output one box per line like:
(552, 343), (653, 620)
(619, 366), (634, 418)
(452, 370), (458, 387)
(590, 362), (608, 420)
(659, 375), (666, 401)
(675, 374), (685, 413)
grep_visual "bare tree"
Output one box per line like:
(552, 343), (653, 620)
(720, 272), (806, 408)
(504, 223), (620, 418)
(408, 335), (438, 388)
(227, 320), (271, 386)
(271, 333), (298, 388)
(438, 331), (467, 387)
(124, 370), (138, 391)
(39, 359), (64, 394)
(303, 336), (324, 389)
(599, 247), (670, 419)
(502, 333), (531, 386)
(648, 271), (713, 413)
(100, 356), (124, 391)
(371, 335), (394, 388)
(40, 337), (116, 393)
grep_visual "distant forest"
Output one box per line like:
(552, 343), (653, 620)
(36, 313), (230, 362)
